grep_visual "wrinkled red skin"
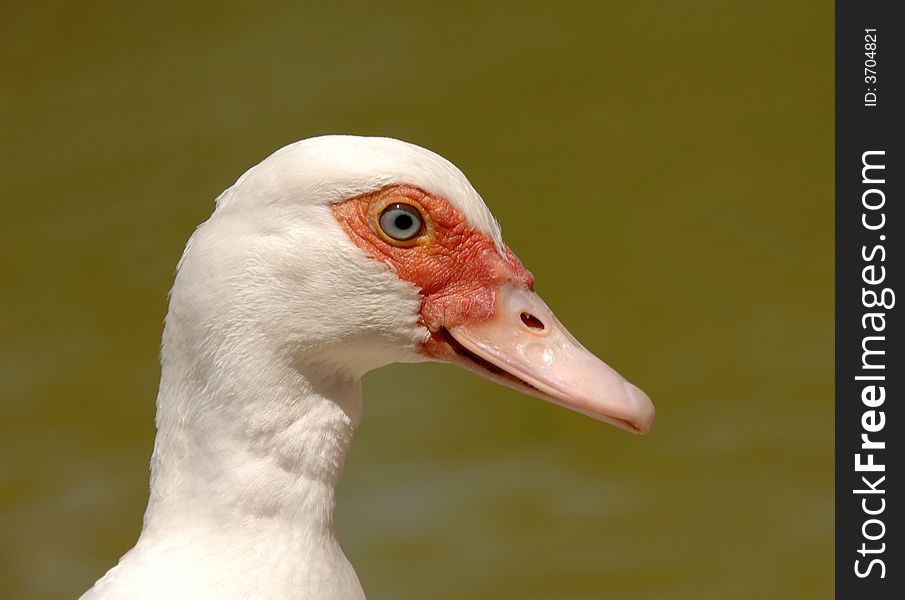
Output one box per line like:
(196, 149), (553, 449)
(333, 185), (534, 357)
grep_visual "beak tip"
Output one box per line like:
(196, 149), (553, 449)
(625, 382), (656, 435)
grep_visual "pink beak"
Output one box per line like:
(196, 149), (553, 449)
(441, 283), (655, 434)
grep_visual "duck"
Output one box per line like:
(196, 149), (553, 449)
(80, 135), (655, 600)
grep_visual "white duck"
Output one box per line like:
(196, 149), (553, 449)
(81, 136), (654, 600)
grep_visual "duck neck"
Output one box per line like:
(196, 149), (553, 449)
(143, 334), (362, 544)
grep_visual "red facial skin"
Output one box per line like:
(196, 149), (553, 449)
(333, 185), (534, 358)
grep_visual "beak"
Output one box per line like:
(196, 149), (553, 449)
(435, 283), (655, 434)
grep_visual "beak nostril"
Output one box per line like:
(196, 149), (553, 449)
(520, 312), (545, 331)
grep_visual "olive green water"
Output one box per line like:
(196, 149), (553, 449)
(0, 1), (833, 598)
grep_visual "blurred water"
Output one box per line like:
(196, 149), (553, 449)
(0, 1), (832, 598)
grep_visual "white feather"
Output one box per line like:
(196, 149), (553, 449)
(81, 136), (503, 600)
(217, 135), (504, 252)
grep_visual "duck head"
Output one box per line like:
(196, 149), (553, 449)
(182, 135), (654, 434)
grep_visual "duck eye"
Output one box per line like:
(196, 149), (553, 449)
(378, 203), (424, 241)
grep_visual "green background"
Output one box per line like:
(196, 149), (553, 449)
(0, 1), (833, 598)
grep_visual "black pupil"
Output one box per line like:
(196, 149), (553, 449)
(394, 213), (414, 231)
